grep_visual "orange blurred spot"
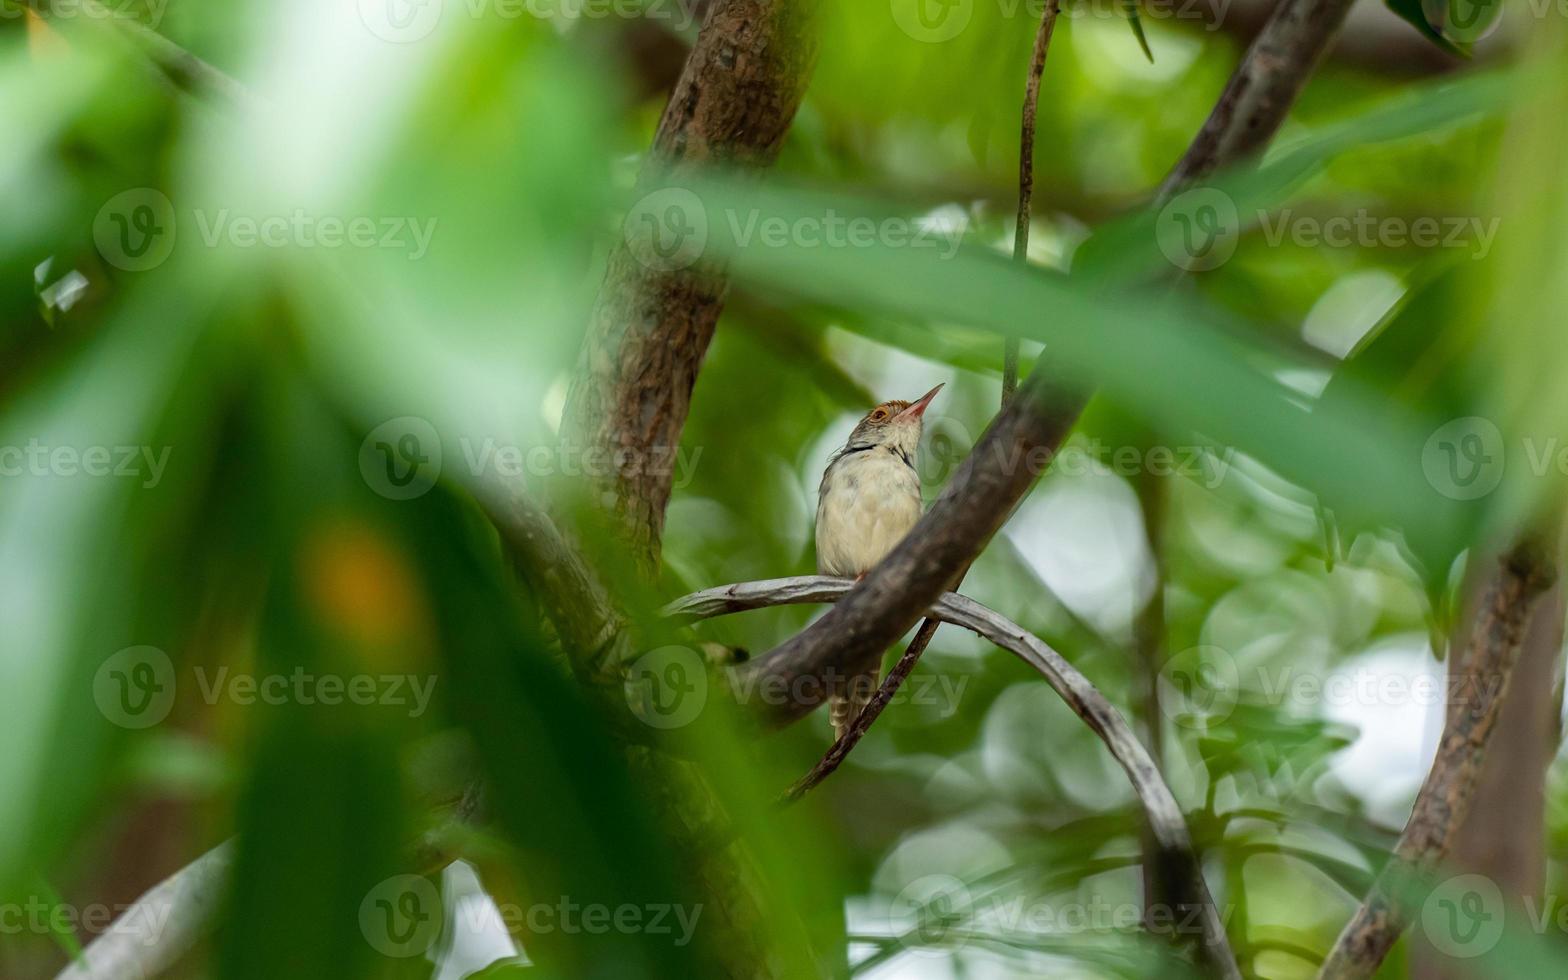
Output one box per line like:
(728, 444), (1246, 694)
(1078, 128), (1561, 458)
(26, 10), (70, 60)
(298, 519), (430, 659)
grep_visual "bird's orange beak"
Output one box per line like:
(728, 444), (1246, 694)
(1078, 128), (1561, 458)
(896, 383), (944, 422)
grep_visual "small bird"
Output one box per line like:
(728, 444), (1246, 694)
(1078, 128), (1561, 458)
(816, 384), (943, 741)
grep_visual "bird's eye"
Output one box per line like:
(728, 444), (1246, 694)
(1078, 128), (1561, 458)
(870, 409), (887, 421)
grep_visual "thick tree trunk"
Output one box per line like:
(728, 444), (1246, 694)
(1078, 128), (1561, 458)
(555, 4), (822, 977)
(1413, 577), (1565, 980)
(561, 0), (819, 571)
(1319, 535), (1560, 979)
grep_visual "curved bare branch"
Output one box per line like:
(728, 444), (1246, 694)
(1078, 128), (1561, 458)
(668, 575), (1242, 980)
(55, 840), (234, 980)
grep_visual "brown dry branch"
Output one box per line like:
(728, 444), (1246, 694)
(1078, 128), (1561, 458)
(666, 575), (1241, 980)
(1157, 0), (1357, 200)
(559, 0), (819, 571)
(787, 0), (1063, 805)
(736, 0), (1359, 732)
(1317, 535), (1559, 979)
(52, 0), (255, 108)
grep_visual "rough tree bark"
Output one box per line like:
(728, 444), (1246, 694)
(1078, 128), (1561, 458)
(560, 0), (819, 571)
(670, 576), (1241, 979)
(1158, 0), (1357, 199)
(1414, 577), (1564, 980)
(1319, 535), (1560, 979)
(552, 4), (823, 977)
(57, 0), (1364, 974)
(739, 0), (1361, 721)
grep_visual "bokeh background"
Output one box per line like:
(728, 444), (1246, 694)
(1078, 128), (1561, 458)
(3, 0), (1567, 977)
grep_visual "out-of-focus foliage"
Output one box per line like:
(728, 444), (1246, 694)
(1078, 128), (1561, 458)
(3, 1), (1568, 979)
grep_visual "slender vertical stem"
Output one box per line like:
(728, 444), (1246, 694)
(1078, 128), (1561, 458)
(785, 0), (1063, 803)
(1002, 0), (1059, 400)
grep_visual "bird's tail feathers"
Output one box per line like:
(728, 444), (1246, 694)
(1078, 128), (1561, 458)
(829, 667), (879, 742)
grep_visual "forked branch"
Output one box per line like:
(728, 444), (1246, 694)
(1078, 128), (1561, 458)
(668, 575), (1242, 980)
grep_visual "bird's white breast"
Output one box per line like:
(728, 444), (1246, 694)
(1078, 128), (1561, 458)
(816, 448), (922, 577)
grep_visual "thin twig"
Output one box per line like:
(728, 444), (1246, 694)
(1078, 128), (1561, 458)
(1002, 0), (1059, 401)
(781, 1), (1065, 800)
(781, 615), (940, 801)
(667, 575), (1242, 980)
(1156, 0), (1356, 202)
(737, 0), (1357, 731)
(1316, 534), (1558, 979)
(57, 0), (256, 108)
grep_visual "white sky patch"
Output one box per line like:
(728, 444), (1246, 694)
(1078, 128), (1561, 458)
(1303, 269), (1406, 358)
(432, 860), (524, 980)
(231, 0), (458, 213)
(1006, 471), (1152, 634)
(1319, 636), (1443, 827)
(915, 202), (971, 244)
(1073, 14), (1202, 90)
(1276, 366), (1333, 399)
(825, 327), (954, 405)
